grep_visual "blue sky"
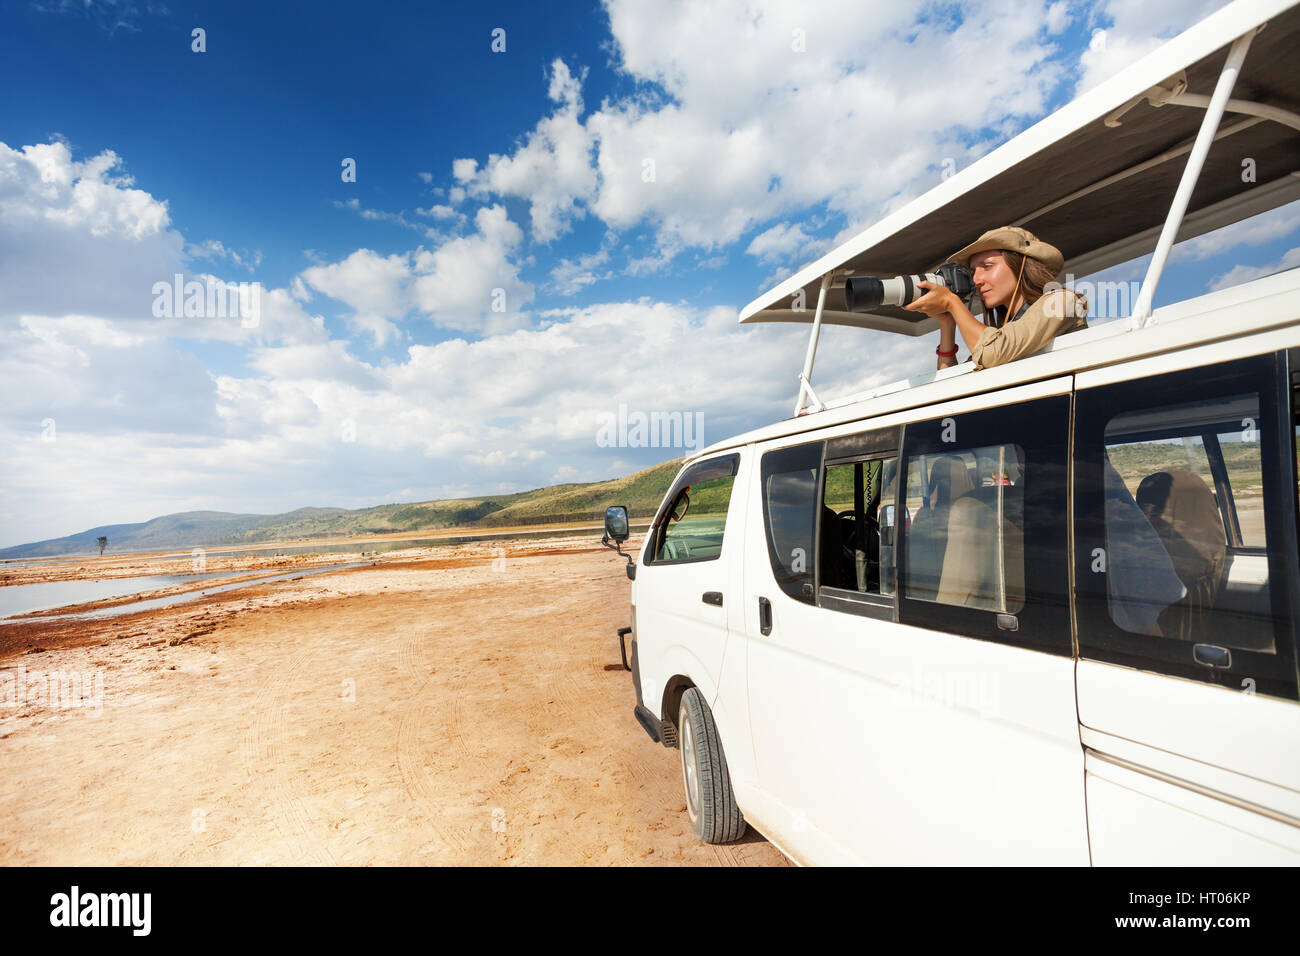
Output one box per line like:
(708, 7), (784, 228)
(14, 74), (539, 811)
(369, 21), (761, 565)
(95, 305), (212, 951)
(2, 0), (1298, 548)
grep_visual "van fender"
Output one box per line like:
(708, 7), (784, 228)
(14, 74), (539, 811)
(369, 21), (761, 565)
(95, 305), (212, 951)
(643, 642), (720, 739)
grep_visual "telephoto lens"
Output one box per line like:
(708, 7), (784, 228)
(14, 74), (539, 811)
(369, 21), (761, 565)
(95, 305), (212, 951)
(844, 264), (974, 312)
(844, 273), (941, 311)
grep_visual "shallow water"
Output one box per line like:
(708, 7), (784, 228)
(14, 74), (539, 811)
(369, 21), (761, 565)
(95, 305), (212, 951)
(2, 563), (368, 621)
(0, 571), (240, 618)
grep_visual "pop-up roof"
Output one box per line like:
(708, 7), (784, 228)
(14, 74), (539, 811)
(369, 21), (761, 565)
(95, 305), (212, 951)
(740, 0), (1300, 341)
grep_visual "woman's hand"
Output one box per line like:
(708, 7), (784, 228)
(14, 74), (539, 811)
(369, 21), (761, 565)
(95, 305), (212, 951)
(902, 281), (959, 319)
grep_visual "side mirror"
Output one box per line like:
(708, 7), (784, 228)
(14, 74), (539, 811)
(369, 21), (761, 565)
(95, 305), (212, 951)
(604, 505), (630, 543)
(602, 504), (636, 579)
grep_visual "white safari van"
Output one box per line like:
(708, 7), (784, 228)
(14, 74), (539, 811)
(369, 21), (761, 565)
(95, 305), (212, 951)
(603, 0), (1300, 865)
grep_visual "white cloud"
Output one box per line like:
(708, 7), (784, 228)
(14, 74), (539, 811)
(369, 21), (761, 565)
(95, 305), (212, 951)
(1, 142), (170, 240)
(1045, 1), (1072, 33)
(446, 0), (1074, 261)
(410, 205), (534, 334)
(186, 238), (263, 272)
(455, 59), (597, 242)
(1075, 0), (1224, 94)
(1171, 200), (1300, 262)
(416, 204), (462, 222)
(745, 221), (830, 266)
(299, 248), (412, 346)
(1208, 245), (1300, 292)
(549, 245), (612, 295)
(0, 140), (323, 349)
(297, 205), (535, 342)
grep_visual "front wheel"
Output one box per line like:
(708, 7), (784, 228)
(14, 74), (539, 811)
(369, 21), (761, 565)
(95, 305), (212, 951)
(678, 688), (746, 844)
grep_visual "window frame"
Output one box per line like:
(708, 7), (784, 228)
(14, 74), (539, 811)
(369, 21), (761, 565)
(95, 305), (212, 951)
(896, 394), (1074, 657)
(759, 439), (824, 604)
(815, 426), (901, 622)
(1073, 351), (1300, 700)
(643, 453), (740, 567)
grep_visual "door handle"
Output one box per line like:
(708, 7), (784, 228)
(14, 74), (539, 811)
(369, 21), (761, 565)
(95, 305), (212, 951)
(758, 596), (773, 636)
(702, 591), (723, 607)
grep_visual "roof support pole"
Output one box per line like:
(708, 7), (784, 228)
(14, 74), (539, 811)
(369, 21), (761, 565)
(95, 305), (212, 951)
(794, 273), (832, 415)
(1131, 28), (1258, 328)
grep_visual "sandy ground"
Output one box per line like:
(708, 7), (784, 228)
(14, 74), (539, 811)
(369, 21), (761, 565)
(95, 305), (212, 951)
(0, 535), (786, 866)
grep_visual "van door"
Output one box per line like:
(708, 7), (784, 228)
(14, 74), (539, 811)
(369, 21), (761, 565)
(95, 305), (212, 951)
(744, 382), (1089, 864)
(634, 453), (746, 723)
(1073, 350), (1300, 864)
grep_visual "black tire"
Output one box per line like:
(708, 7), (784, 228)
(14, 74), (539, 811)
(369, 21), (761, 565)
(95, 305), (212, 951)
(678, 687), (746, 844)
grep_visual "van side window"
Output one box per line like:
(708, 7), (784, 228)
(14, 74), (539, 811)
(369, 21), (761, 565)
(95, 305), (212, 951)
(821, 456), (899, 597)
(760, 441), (823, 604)
(898, 396), (1072, 656)
(903, 444), (1025, 613)
(648, 454), (739, 565)
(1074, 353), (1299, 699)
(1102, 395), (1268, 642)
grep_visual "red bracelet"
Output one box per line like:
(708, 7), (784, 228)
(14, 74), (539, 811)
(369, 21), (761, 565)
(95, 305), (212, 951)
(936, 346), (958, 357)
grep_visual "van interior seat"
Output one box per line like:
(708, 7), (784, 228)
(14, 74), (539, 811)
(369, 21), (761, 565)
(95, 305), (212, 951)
(1135, 469), (1227, 641)
(936, 486), (1024, 611)
(906, 456), (975, 599)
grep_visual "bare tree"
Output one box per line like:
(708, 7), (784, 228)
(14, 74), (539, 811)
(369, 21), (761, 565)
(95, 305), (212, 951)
(97, 536), (107, 555)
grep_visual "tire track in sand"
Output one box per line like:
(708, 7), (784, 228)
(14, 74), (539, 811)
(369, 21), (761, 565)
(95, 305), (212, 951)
(239, 651), (338, 865)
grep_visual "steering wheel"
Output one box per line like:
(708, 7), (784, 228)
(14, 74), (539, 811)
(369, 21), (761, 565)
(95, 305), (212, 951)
(836, 509), (879, 545)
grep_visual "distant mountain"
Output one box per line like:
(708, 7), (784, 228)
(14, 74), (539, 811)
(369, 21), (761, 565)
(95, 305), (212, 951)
(0, 458), (685, 558)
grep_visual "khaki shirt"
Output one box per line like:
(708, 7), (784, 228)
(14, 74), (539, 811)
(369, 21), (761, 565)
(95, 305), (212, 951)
(970, 289), (1088, 370)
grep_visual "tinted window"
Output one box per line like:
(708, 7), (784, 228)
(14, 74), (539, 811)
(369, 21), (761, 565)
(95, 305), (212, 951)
(898, 395), (1072, 656)
(903, 443), (1025, 613)
(1101, 395), (1268, 644)
(761, 441), (823, 604)
(1074, 353), (1298, 699)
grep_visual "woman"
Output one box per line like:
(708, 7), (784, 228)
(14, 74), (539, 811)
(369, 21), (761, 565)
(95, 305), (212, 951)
(903, 226), (1088, 370)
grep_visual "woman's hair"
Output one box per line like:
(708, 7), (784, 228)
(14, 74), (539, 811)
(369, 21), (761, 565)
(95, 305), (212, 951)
(984, 249), (1062, 324)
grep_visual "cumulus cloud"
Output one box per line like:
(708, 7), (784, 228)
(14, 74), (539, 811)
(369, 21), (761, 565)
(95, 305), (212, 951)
(455, 59), (597, 242)
(1171, 200), (1300, 262)
(410, 205), (534, 334)
(0, 140), (324, 348)
(745, 221), (830, 266)
(1075, 0), (1224, 94)
(1208, 246), (1300, 292)
(297, 205), (535, 343)
(549, 245), (613, 295)
(442, 0), (1079, 263)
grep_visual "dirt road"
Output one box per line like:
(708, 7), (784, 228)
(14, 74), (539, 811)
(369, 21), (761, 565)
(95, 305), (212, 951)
(0, 537), (786, 866)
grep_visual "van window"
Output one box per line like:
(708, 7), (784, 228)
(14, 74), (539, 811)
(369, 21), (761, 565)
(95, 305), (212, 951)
(897, 395), (1072, 656)
(648, 454), (739, 565)
(1074, 353), (1298, 699)
(821, 456), (899, 597)
(760, 441), (823, 604)
(903, 445), (1025, 613)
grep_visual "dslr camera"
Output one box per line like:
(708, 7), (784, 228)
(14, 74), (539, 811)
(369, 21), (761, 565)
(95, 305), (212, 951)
(844, 263), (974, 312)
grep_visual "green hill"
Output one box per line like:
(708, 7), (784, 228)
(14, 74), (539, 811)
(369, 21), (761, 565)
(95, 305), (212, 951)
(0, 457), (688, 558)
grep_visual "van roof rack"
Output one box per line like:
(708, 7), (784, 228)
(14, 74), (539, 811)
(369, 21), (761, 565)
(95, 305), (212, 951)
(740, 0), (1300, 416)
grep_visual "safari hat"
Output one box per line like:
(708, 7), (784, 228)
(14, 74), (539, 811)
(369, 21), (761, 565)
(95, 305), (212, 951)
(947, 226), (1064, 276)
